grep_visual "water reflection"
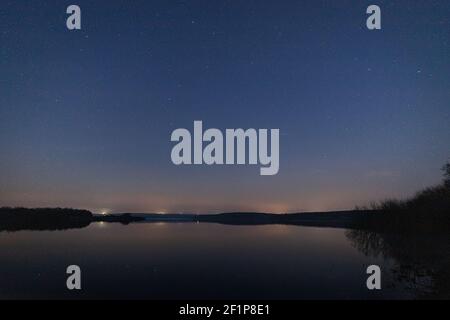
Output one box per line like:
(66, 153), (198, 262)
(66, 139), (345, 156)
(346, 229), (450, 299)
(0, 222), (437, 299)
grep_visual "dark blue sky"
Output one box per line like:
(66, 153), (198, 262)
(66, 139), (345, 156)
(1, 1), (449, 213)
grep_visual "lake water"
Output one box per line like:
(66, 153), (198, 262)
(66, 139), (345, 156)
(0, 222), (416, 299)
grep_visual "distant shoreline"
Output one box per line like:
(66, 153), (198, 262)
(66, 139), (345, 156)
(0, 207), (374, 232)
(120, 211), (372, 229)
(2, 205), (448, 234)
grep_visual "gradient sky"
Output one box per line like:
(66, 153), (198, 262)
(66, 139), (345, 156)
(1, 0), (449, 213)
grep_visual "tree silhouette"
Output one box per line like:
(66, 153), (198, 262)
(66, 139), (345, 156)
(443, 161), (450, 187)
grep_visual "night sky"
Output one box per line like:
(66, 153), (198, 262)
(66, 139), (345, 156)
(1, 1), (449, 213)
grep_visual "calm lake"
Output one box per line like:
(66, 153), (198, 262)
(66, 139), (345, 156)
(0, 222), (423, 299)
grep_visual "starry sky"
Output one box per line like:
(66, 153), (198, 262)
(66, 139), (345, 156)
(1, 0), (449, 214)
